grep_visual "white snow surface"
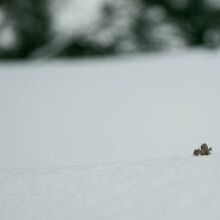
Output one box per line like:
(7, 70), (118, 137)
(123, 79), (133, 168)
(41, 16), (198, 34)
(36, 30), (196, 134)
(1, 155), (220, 220)
(1, 50), (220, 168)
(0, 50), (220, 219)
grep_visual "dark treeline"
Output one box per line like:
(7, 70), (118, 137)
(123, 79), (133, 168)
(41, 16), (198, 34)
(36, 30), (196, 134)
(0, 0), (220, 59)
(142, 0), (220, 47)
(0, 0), (50, 59)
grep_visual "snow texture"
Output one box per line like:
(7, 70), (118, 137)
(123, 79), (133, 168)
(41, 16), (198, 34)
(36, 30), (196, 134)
(0, 50), (220, 219)
(1, 50), (220, 168)
(0, 155), (219, 220)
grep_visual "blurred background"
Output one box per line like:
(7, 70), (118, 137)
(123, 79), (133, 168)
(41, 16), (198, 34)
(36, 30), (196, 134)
(0, 0), (220, 60)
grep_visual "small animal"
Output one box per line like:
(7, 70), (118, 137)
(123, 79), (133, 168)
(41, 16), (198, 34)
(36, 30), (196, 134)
(193, 143), (212, 156)
(200, 143), (212, 155)
(193, 149), (203, 156)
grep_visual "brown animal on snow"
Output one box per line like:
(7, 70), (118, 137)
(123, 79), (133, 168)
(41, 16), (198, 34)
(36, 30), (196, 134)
(193, 143), (212, 156)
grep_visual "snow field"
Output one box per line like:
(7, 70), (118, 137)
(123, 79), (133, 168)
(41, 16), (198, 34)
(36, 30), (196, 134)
(1, 51), (220, 168)
(0, 154), (219, 220)
(0, 50), (220, 219)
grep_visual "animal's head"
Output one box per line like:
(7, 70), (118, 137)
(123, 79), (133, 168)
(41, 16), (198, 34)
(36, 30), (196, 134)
(201, 143), (208, 150)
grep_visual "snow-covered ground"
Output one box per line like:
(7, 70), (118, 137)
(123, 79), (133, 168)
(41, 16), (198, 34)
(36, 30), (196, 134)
(0, 50), (220, 219)
(1, 155), (220, 220)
